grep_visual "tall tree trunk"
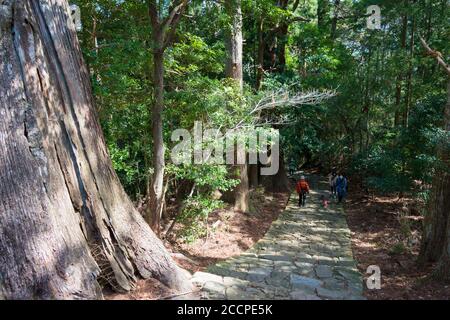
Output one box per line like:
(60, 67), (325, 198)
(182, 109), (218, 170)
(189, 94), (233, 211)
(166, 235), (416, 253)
(145, 0), (188, 233)
(317, 0), (330, 32)
(277, 23), (289, 73)
(417, 36), (450, 280)
(225, 0), (249, 212)
(403, 17), (415, 128)
(225, 0), (243, 90)
(434, 208), (450, 280)
(363, 48), (372, 154)
(0, 0), (190, 299)
(419, 81), (450, 281)
(147, 46), (166, 234)
(255, 17), (264, 90)
(330, 0), (340, 40)
(395, 9), (408, 126)
(276, 0), (289, 73)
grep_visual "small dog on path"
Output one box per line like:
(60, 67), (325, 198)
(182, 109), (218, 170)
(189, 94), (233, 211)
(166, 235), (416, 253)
(320, 195), (329, 209)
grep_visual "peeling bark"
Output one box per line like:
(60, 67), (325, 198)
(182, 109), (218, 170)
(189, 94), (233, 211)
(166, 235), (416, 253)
(0, 0), (190, 300)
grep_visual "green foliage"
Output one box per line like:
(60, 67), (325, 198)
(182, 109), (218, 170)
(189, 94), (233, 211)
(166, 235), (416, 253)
(350, 93), (446, 194)
(168, 164), (239, 192)
(74, 0), (449, 238)
(176, 196), (224, 243)
(167, 33), (224, 77)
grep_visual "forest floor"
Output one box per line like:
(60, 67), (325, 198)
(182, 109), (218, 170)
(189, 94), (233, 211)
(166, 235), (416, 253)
(345, 188), (450, 300)
(106, 188), (289, 300)
(165, 189), (290, 273)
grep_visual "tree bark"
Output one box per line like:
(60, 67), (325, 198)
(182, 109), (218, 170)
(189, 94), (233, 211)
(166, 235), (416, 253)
(419, 81), (450, 281)
(417, 37), (450, 280)
(234, 164), (250, 212)
(255, 17), (264, 91)
(225, 0), (243, 90)
(394, 8), (408, 127)
(225, 0), (248, 212)
(147, 47), (166, 234)
(330, 0), (341, 40)
(0, 0), (190, 299)
(277, 23), (289, 73)
(434, 211), (450, 280)
(146, 0), (188, 233)
(403, 16), (415, 128)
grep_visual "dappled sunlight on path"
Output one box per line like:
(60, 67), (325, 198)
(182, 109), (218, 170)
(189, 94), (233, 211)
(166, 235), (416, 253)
(190, 175), (366, 300)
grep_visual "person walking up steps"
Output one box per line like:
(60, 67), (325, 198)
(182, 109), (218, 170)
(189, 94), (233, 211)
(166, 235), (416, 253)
(296, 176), (310, 207)
(328, 168), (338, 198)
(336, 174), (348, 203)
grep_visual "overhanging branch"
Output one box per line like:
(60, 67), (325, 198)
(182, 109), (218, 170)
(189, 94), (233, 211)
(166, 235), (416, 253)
(419, 36), (450, 76)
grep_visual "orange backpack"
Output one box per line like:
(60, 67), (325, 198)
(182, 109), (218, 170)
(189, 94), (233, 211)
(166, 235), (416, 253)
(296, 180), (309, 193)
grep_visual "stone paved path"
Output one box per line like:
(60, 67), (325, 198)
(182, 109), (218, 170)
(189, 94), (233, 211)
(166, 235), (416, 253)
(190, 175), (366, 300)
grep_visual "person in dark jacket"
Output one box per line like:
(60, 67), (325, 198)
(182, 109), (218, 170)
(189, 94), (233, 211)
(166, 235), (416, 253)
(335, 174), (348, 203)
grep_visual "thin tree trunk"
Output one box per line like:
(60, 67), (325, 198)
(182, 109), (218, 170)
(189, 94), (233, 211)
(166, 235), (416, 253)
(330, 0), (340, 40)
(395, 12), (408, 127)
(225, 0), (243, 90)
(277, 23), (288, 73)
(0, 0), (190, 299)
(234, 164), (250, 212)
(225, 0), (248, 212)
(147, 48), (166, 235)
(145, 1), (188, 233)
(255, 17), (264, 90)
(404, 16), (415, 128)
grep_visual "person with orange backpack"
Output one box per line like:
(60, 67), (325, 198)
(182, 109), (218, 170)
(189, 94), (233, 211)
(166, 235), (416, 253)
(296, 176), (310, 207)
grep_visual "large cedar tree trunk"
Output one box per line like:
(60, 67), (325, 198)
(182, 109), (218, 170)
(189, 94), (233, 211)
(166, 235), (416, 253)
(0, 0), (190, 299)
(419, 81), (450, 280)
